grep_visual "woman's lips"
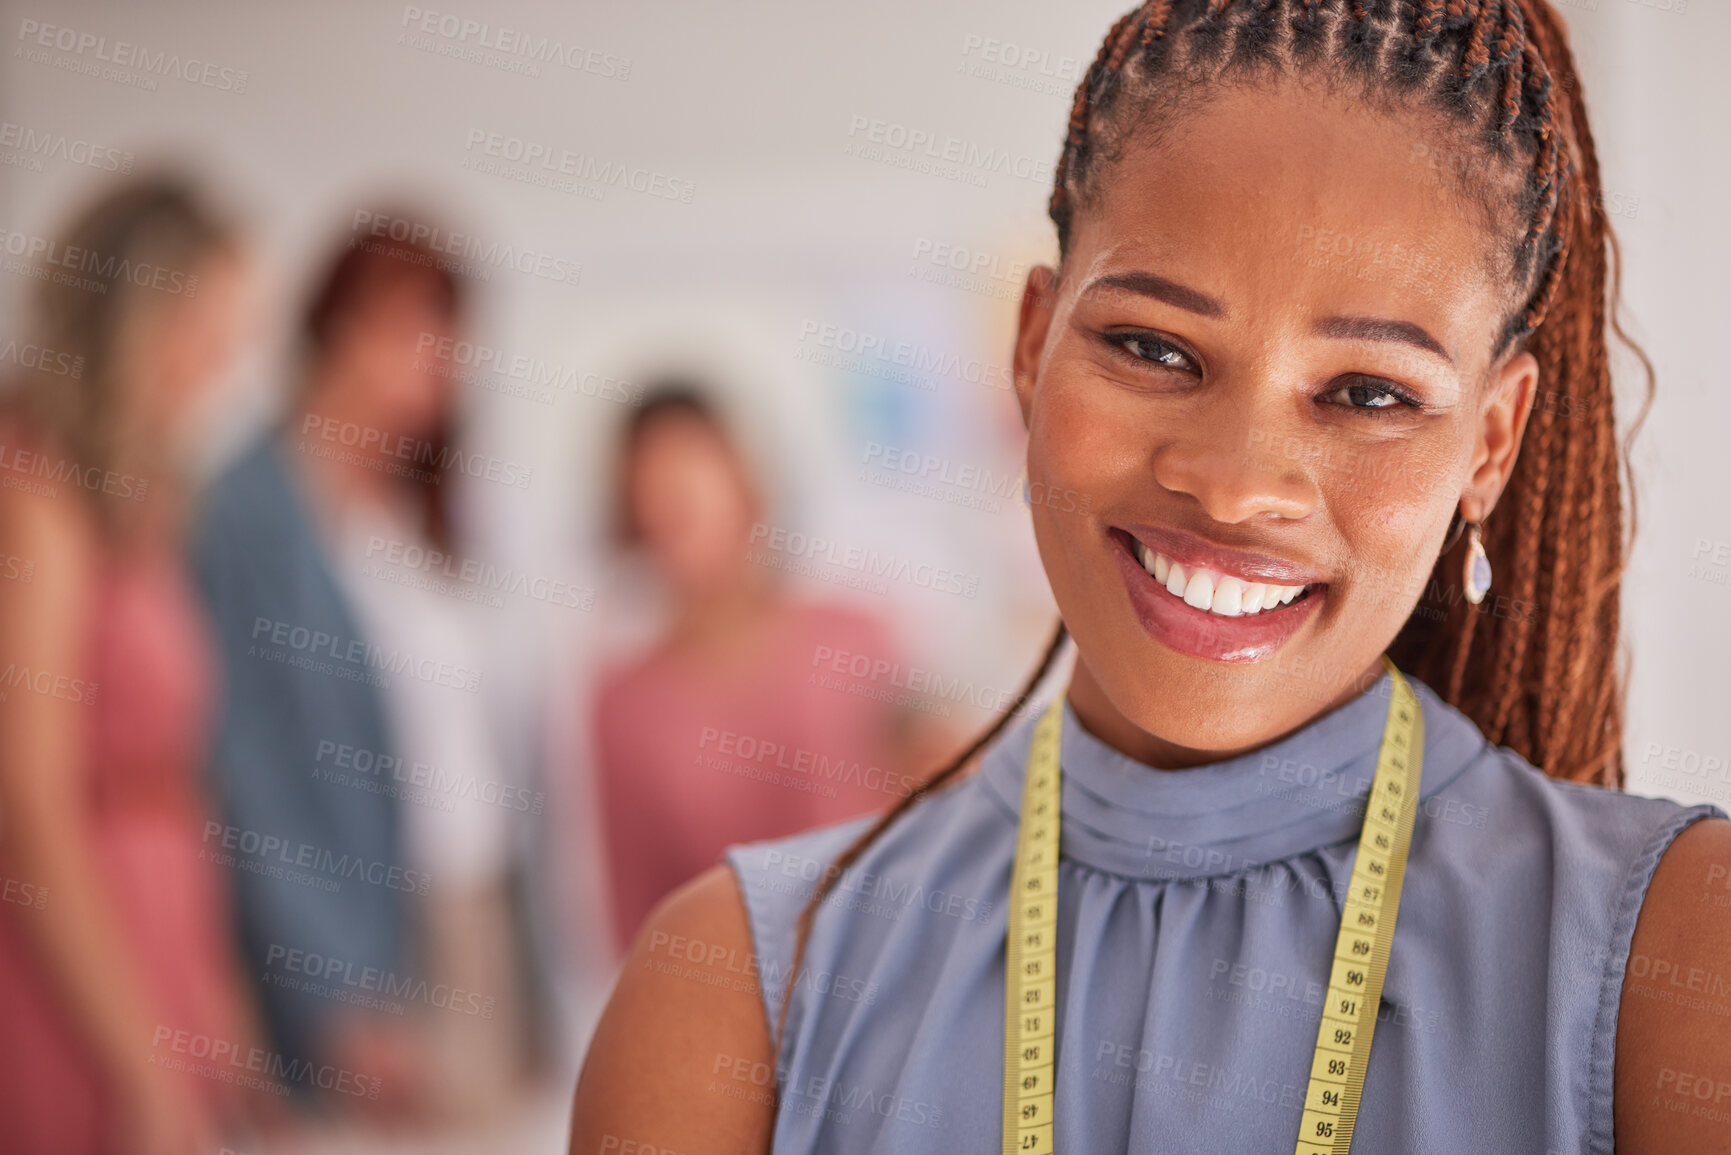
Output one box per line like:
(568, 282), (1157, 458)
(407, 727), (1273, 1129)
(1109, 529), (1325, 663)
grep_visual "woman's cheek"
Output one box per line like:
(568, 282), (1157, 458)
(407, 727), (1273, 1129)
(1328, 449), (1457, 621)
(1034, 364), (1134, 496)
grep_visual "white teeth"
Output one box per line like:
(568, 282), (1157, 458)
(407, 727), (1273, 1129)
(1165, 561), (1188, 599)
(1213, 576), (1245, 617)
(1133, 540), (1311, 619)
(1183, 570), (1214, 610)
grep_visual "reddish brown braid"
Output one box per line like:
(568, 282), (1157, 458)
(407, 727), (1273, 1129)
(773, 0), (1644, 1060)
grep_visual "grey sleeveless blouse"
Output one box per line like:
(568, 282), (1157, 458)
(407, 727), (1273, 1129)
(725, 670), (1725, 1153)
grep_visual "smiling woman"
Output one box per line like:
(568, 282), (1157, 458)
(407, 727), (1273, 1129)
(569, 3), (1730, 1154)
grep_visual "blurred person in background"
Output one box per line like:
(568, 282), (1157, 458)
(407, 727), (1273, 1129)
(192, 216), (530, 1125)
(0, 177), (263, 1155)
(592, 385), (918, 952)
(295, 219), (534, 1125)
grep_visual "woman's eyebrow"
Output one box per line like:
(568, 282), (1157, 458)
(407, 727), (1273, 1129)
(1077, 273), (1454, 367)
(1081, 271), (1226, 318)
(1314, 315), (1454, 366)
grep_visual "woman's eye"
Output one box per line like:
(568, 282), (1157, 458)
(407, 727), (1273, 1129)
(1320, 379), (1419, 412)
(1109, 332), (1196, 373)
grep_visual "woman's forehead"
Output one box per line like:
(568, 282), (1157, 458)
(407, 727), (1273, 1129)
(1072, 84), (1516, 355)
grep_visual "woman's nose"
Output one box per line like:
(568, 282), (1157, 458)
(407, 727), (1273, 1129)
(1149, 402), (1320, 525)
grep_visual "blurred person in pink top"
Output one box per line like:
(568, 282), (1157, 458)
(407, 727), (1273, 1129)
(593, 385), (918, 951)
(0, 176), (264, 1155)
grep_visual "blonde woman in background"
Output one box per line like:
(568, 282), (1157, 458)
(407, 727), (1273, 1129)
(0, 177), (262, 1155)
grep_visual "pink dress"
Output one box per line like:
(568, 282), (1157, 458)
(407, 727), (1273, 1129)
(0, 545), (247, 1154)
(594, 601), (907, 948)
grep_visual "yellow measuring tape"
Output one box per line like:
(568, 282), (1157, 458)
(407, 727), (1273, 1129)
(1002, 688), (1064, 1154)
(1002, 656), (1424, 1155)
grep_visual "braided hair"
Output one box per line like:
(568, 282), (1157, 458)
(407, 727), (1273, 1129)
(776, 0), (1641, 1054)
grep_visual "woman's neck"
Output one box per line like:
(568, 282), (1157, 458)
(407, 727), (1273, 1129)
(1064, 650), (1387, 771)
(666, 569), (775, 660)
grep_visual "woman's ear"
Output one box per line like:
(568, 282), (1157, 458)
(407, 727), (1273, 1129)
(1013, 265), (1060, 430)
(1464, 349), (1539, 519)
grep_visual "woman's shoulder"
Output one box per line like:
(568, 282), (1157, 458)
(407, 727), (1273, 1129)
(1415, 683), (1725, 872)
(724, 808), (887, 896)
(571, 863), (777, 1152)
(724, 747), (1014, 910)
(1437, 718), (1728, 954)
(722, 756), (1014, 1007)
(1613, 814), (1731, 1149)
(0, 413), (100, 574)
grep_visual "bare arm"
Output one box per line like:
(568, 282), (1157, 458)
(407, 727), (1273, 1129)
(570, 863), (777, 1155)
(0, 487), (152, 1073)
(0, 485), (209, 1151)
(1613, 816), (1731, 1153)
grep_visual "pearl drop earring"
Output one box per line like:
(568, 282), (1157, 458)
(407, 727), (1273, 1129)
(1462, 522), (1492, 605)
